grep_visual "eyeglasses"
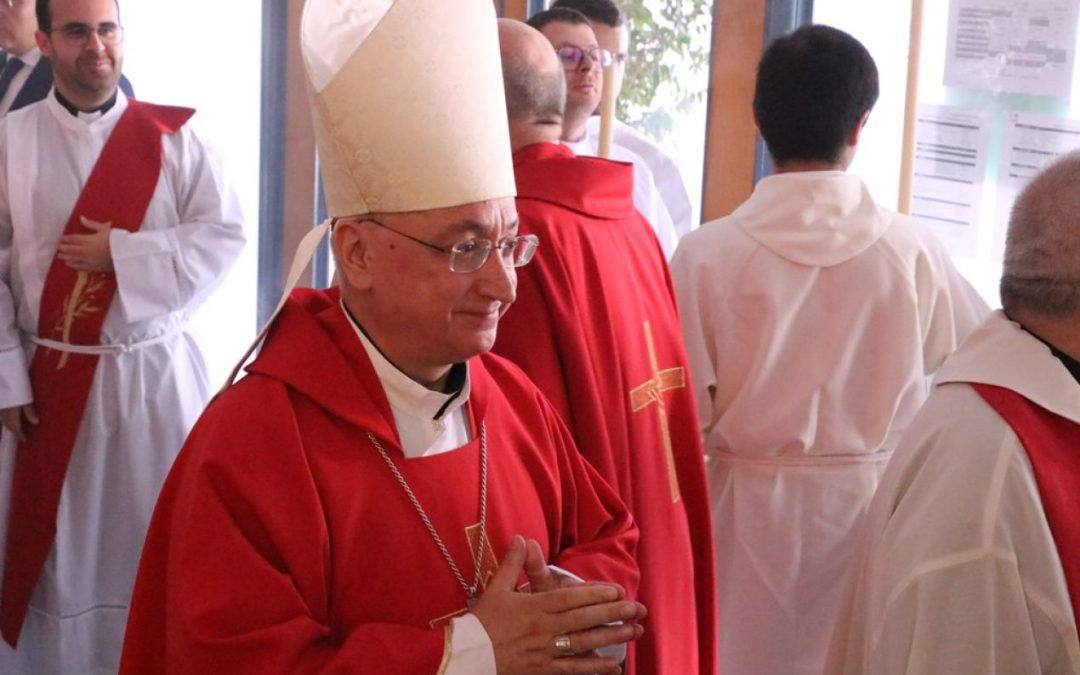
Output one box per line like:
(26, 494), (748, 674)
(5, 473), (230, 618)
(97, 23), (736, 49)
(361, 219), (539, 273)
(49, 22), (124, 46)
(555, 45), (613, 69)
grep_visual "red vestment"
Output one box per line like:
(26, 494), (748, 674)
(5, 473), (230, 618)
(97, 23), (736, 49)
(493, 142), (718, 675)
(119, 287), (639, 673)
(974, 383), (1080, 635)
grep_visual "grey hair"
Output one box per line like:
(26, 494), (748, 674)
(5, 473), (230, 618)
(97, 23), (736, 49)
(501, 53), (566, 125)
(1000, 149), (1080, 317)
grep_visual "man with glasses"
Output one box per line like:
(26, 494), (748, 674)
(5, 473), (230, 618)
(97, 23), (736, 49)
(0, 0), (245, 671)
(551, 0), (696, 239)
(494, 18), (717, 675)
(120, 1), (646, 673)
(528, 7), (678, 259)
(0, 0), (131, 116)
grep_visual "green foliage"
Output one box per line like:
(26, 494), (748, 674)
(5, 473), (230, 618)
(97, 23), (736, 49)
(620, 0), (712, 141)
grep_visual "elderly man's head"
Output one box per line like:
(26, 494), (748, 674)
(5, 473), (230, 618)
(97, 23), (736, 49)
(0, 0), (36, 55)
(1001, 150), (1080, 325)
(331, 198), (534, 388)
(35, 0), (124, 109)
(498, 18), (565, 151)
(527, 8), (608, 143)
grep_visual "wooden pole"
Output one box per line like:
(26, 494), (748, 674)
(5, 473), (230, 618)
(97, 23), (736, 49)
(898, 0), (925, 214)
(700, 0), (766, 222)
(597, 64), (618, 159)
(499, 0), (528, 21)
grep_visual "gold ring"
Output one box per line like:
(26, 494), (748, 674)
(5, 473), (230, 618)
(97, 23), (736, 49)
(554, 634), (575, 656)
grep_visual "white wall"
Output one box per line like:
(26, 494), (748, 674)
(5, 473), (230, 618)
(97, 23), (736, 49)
(120, 0), (262, 388)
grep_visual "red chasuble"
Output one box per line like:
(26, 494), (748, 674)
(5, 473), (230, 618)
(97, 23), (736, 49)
(1, 101), (193, 646)
(119, 287), (639, 673)
(493, 142), (718, 675)
(974, 383), (1080, 637)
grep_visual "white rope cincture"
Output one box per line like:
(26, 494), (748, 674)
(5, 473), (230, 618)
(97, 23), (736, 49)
(27, 325), (183, 355)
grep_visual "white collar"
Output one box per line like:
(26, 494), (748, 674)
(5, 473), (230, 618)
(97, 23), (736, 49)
(936, 310), (1080, 424)
(341, 302), (473, 457)
(45, 88), (127, 128)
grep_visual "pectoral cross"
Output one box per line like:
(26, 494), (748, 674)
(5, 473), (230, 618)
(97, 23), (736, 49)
(429, 523), (500, 628)
(629, 321), (685, 503)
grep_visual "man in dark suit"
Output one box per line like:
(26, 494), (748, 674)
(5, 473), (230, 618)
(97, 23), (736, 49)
(0, 0), (130, 115)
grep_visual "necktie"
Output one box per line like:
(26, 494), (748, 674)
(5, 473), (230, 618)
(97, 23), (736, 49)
(0, 57), (25, 104)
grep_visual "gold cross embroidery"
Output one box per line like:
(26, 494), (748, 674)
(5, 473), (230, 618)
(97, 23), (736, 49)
(629, 321), (685, 503)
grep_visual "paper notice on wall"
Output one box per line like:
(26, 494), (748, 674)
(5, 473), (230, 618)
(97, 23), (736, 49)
(993, 111), (1080, 257)
(910, 104), (991, 258)
(944, 0), (1079, 97)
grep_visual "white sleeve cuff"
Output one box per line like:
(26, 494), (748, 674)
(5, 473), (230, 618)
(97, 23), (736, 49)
(443, 613), (496, 675)
(110, 228), (182, 323)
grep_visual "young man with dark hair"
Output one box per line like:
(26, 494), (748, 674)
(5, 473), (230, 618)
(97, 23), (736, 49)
(550, 0), (696, 239)
(670, 24), (988, 675)
(752, 22), (879, 165)
(829, 149), (1080, 675)
(0, 0), (130, 115)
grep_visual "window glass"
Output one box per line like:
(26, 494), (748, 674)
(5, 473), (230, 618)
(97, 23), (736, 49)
(122, 1), (262, 387)
(813, 0), (1080, 307)
(621, 0), (715, 228)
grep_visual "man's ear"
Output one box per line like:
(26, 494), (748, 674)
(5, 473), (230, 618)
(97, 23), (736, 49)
(848, 110), (870, 147)
(35, 30), (54, 57)
(332, 219), (375, 292)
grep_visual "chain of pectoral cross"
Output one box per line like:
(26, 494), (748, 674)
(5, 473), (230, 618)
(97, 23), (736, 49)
(368, 422), (489, 607)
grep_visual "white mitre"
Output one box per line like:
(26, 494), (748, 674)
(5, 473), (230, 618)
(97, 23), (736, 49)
(301, 0), (516, 216)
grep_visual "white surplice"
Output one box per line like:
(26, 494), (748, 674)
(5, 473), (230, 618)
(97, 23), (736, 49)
(0, 92), (245, 674)
(565, 126), (679, 259)
(670, 171), (989, 675)
(827, 310), (1080, 675)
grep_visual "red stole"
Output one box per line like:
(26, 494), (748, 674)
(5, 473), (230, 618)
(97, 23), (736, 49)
(973, 383), (1080, 635)
(1, 100), (194, 647)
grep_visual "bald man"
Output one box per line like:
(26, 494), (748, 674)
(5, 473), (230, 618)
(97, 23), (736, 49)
(493, 19), (717, 675)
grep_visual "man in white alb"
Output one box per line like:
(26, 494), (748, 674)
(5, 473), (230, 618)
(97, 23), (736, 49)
(0, 0), (245, 671)
(670, 24), (989, 675)
(0, 0), (131, 116)
(828, 150), (1080, 675)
